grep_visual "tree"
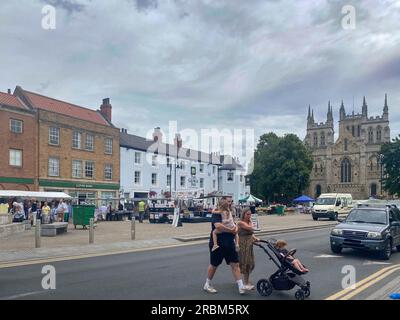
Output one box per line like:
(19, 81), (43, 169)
(381, 135), (400, 197)
(250, 132), (313, 203)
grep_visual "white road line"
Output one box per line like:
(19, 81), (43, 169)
(0, 291), (44, 300)
(314, 254), (343, 258)
(363, 260), (392, 266)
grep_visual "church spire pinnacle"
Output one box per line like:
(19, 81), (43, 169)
(362, 96), (368, 117)
(383, 93), (389, 119)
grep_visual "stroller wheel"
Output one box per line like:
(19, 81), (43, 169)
(295, 289), (305, 300)
(303, 287), (310, 298)
(257, 279), (273, 297)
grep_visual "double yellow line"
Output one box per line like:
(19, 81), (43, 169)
(325, 264), (400, 300)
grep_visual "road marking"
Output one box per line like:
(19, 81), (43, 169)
(340, 266), (400, 300)
(325, 264), (400, 300)
(0, 291), (44, 300)
(363, 260), (392, 266)
(0, 240), (208, 269)
(314, 254), (342, 258)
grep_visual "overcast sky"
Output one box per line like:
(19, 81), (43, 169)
(1, 0), (399, 165)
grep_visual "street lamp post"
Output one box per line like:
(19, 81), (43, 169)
(379, 154), (384, 198)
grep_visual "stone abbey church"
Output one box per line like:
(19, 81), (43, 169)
(304, 95), (390, 200)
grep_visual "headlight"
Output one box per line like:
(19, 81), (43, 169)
(367, 232), (382, 239)
(331, 229), (343, 236)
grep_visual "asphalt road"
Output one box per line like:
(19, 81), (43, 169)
(1, 227), (400, 300)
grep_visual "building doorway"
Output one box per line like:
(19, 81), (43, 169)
(370, 183), (377, 198)
(315, 185), (322, 198)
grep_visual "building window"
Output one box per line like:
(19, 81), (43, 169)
(151, 173), (158, 186)
(85, 134), (94, 151)
(152, 154), (158, 167)
(104, 164), (113, 180)
(85, 161), (95, 178)
(134, 171), (141, 185)
(101, 192), (115, 206)
(376, 127), (382, 142)
(320, 132), (325, 146)
(167, 175), (171, 187)
(72, 160), (83, 178)
(341, 158), (352, 183)
(9, 149), (22, 167)
(180, 176), (186, 187)
(368, 128), (373, 143)
(240, 175), (244, 183)
(213, 180), (216, 189)
(357, 125), (361, 137)
(49, 127), (60, 145)
(72, 131), (82, 149)
(315, 185), (322, 198)
(48, 157), (60, 177)
(134, 152), (141, 165)
(167, 157), (171, 167)
(199, 164), (204, 173)
(213, 166), (216, 175)
(10, 119), (23, 134)
(227, 172), (234, 182)
(351, 126), (355, 137)
(313, 133), (318, 146)
(370, 183), (377, 197)
(180, 161), (186, 170)
(344, 138), (348, 151)
(200, 178), (204, 188)
(105, 138), (113, 154)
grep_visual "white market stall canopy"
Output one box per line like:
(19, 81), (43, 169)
(0, 190), (71, 200)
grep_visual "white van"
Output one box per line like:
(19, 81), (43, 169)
(312, 193), (353, 221)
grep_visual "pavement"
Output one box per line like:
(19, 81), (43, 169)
(1, 228), (400, 300)
(0, 213), (336, 264)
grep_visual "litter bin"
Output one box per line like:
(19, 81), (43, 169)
(73, 205), (95, 229)
(276, 205), (285, 215)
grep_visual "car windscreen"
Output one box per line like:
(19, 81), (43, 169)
(316, 198), (336, 205)
(346, 209), (387, 224)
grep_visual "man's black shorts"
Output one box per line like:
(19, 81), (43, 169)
(209, 244), (239, 267)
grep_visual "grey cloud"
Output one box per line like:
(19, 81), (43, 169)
(39, 0), (86, 14)
(134, 0), (158, 11)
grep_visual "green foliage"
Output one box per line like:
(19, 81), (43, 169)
(249, 132), (313, 202)
(381, 135), (400, 196)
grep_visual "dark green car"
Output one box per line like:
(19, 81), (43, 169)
(330, 205), (400, 260)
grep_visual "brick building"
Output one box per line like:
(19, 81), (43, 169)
(0, 91), (37, 191)
(13, 87), (120, 203)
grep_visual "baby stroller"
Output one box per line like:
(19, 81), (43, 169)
(254, 239), (311, 300)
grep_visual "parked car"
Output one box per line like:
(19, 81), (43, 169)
(312, 193), (353, 221)
(330, 204), (400, 260)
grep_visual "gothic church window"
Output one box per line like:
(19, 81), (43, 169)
(368, 128), (374, 143)
(313, 133), (318, 146)
(376, 127), (382, 142)
(320, 132), (325, 146)
(344, 139), (348, 151)
(341, 158), (352, 183)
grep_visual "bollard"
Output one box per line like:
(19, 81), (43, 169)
(35, 220), (41, 248)
(89, 218), (94, 244)
(131, 217), (136, 240)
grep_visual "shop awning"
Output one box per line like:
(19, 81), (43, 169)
(0, 190), (71, 199)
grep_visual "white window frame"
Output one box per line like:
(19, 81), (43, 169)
(72, 160), (83, 178)
(151, 173), (158, 186)
(134, 171), (141, 185)
(227, 171), (234, 183)
(134, 152), (142, 165)
(49, 127), (60, 145)
(167, 174), (171, 187)
(85, 161), (95, 179)
(72, 131), (82, 149)
(199, 164), (204, 173)
(10, 119), (23, 134)
(48, 157), (60, 177)
(9, 149), (22, 167)
(152, 154), (158, 167)
(200, 178), (204, 188)
(104, 163), (113, 180)
(105, 138), (113, 154)
(180, 176), (186, 188)
(213, 180), (216, 189)
(85, 133), (94, 151)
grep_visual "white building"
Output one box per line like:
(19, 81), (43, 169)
(120, 128), (249, 204)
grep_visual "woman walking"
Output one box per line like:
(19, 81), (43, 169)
(237, 207), (259, 290)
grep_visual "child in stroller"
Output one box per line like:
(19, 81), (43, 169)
(275, 240), (309, 273)
(254, 239), (311, 300)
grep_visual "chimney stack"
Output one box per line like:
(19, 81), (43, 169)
(153, 127), (163, 142)
(174, 133), (183, 148)
(100, 98), (112, 122)
(7, 89), (11, 94)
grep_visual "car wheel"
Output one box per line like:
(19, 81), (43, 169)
(396, 245), (400, 252)
(257, 279), (273, 297)
(379, 239), (392, 260)
(331, 245), (342, 254)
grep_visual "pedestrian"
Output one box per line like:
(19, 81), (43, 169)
(138, 200), (146, 223)
(41, 201), (51, 224)
(203, 197), (247, 295)
(237, 207), (260, 290)
(106, 202), (113, 221)
(57, 199), (68, 222)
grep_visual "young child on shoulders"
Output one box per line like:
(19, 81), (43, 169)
(211, 201), (239, 252)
